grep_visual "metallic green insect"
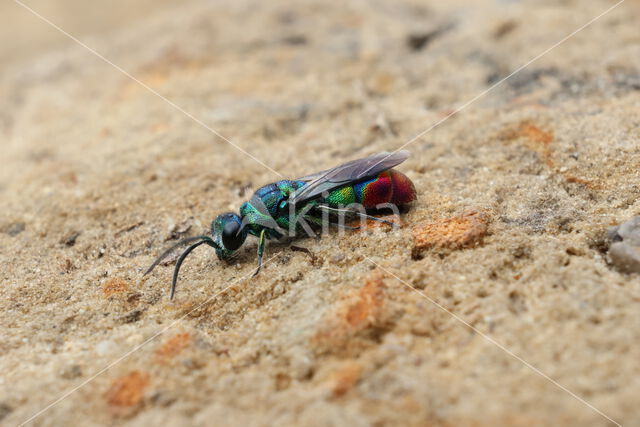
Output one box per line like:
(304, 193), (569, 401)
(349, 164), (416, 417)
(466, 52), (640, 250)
(145, 151), (416, 298)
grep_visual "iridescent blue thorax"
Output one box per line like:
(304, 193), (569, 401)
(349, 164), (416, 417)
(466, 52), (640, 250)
(240, 179), (306, 238)
(210, 180), (307, 261)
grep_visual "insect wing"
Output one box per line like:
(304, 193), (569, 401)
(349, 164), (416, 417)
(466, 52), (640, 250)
(289, 150), (410, 204)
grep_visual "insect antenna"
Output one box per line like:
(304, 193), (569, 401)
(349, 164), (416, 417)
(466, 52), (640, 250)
(170, 238), (213, 300)
(144, 236), (209, 276)
(144, 235), (219, 299)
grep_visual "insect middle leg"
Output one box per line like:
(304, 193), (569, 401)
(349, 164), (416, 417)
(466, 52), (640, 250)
(253, 229), (266, 277)
(315, 205), (398, 228)
(290, 245), (318, 264)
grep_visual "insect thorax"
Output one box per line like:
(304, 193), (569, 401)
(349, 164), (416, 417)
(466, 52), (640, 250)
(239, 180), (307, 238)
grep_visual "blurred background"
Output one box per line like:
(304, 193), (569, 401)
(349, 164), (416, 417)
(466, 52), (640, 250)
(2, 0), (639, 426)
(1, 0), (177, 65)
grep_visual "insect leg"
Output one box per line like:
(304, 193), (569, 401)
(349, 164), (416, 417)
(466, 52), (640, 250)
(290, 245), (318, 264)
(295, 213), (322, 239)
(315, 205), (398, 227)
(144, 235), (211, 276)
(253, 229), (267, 277)
(328, 222), (360, 230)
(302, 208), (360, 231)
(294, 209), (318, 239)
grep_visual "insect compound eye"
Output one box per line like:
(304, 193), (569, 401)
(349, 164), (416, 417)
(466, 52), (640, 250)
(221, 221), (243, 251)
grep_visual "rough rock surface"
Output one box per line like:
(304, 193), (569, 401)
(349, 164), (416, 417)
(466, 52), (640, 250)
(1, 0), (640, 426)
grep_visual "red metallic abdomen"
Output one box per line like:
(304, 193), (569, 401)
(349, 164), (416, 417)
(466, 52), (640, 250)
(356, 169), (417, 209)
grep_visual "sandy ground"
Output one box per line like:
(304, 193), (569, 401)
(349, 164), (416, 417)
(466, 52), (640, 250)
(1, 0), (640, 425)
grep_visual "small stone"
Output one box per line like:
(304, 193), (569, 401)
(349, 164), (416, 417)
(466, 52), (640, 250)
(609, 216), (640, 246)
(96, 340), (115, 356)
(0, 402), (12, 422)
(166, 217), (195, 241)
(61, 231), (80, 247)
(330, 253), (345, 263)
(608, 242), (640, 274)
(328, 362), (362, 397)
(60, 364), (82, 379)
(406, 25), (450, 51)
(410, 322), (433, 337)
(608, 216), (640, 274)
(119, 309), (143, 324)
(281, 34), (307, 45)
(274, 372), (291, 391)
(149, 390), (177, 407)
(4, 222), (25, 236)
(289, 350), (314, 380)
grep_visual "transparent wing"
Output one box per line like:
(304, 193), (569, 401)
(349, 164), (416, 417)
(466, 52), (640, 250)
(289, 150), (410, 204)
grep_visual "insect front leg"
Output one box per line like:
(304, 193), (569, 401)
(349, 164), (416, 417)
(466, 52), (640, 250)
(253, 228), (267, 277)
